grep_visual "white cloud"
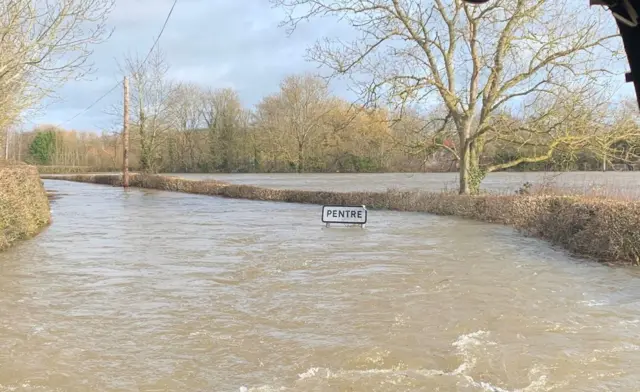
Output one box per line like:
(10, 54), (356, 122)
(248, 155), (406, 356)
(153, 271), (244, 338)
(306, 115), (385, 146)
(28, 0), (354, 131)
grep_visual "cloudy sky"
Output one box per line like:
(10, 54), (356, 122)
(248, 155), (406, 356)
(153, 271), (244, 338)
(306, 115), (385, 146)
(29, 0), (355, 132)
(28, 0), (634, 132)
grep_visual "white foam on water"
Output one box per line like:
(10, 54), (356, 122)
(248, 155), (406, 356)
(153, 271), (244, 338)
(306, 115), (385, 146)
(241, 386), (287, 392)
(457, 362), (549, 392)
(0, 384), (63, 392)
(594, 342), (640, 354)
(297, 367), (320, 380)
(452, 331), (550, 392)
(392, 312), (409, 328)
(292, 364), (549, 391)
(295, 366), (445, 381)
(464, 378), (513, 392)
(451, 330), (496, 375)
(578, 299), (609, 307)
(30, 325), (45, 334)
(250, 331), (550, 391)
(453, 330), (494, 348)
(462, 373), (548, 392)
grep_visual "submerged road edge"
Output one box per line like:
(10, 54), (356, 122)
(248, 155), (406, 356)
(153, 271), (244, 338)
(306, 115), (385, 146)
(0, 162), (51, 252)
(41, 173), (640, 266)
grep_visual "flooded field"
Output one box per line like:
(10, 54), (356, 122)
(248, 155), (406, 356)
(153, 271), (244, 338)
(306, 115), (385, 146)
(1, 179), (640, 391)
(173, 171), (640, 197)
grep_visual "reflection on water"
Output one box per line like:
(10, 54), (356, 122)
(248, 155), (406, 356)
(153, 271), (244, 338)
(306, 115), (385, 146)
(1, 179), (640, 391)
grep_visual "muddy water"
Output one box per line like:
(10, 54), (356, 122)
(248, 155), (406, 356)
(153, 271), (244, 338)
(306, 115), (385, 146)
(174, 171), (640, 197)
(2, 180), (640, 391)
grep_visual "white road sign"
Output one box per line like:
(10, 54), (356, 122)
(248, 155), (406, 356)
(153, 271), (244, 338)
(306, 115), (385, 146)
(321, 205), (367, 225)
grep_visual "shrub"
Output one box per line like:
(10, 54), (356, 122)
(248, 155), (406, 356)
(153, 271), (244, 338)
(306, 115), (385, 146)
(1, 162), (51, 251)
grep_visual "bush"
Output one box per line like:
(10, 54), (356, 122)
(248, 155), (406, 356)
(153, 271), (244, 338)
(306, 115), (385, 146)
(1, 162), (51, 251)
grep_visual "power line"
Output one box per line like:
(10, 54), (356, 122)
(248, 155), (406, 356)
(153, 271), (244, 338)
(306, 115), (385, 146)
(57, 83), (121, 127)
(138, 0), (178, 73)
(57, 0), (179, 128)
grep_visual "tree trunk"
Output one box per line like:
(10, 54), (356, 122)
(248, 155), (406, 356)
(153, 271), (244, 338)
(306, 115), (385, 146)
(140, 146), (149, 172)
(208, 127), (218, 171)
(253, 146), (260, 171)
(297, 142), (305, 173)
(458, 137), (485, 195)
(458, 121), (472, 194)
(468, 140), (484, 194)
(459, 142), (470, 195)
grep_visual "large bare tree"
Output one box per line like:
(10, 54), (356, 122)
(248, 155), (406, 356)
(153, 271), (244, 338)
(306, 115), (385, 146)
(0, 0), (114, 140)
(271, 0), (624, 193)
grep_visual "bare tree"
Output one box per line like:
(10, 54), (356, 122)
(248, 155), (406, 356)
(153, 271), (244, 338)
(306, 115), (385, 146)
(0, 0), (114, 140)
(123, 48), (173, 173)
(200, 87), (246, 171)
(389, 106), (461, 171)
(272, 0), (624, 193)
(254, 74), (333, 172)
(589, 98), (640, 171)
(170, 83), (204, 131)
(167, 82), (205, 171)
(322, 99), (394, 171)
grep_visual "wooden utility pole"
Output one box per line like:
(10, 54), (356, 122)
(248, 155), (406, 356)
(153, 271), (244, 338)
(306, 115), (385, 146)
(123, 76), (130, 188)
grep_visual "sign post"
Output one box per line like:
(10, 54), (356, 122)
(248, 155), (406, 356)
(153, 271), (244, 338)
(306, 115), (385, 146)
(321, 205), (367, 228)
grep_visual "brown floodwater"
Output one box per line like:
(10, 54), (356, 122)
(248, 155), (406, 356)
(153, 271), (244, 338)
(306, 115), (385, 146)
(1, 178), (640, 391)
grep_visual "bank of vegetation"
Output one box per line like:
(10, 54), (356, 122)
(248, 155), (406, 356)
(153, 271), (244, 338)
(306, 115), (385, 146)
(0, 161), (51, 251)
(42, 173), (640, 266)
(36, 165), (116, 175)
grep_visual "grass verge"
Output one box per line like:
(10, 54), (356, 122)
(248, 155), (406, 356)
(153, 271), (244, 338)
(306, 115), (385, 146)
(1, 161), (51, 251)
(40, 173), (640, 266)
(37, 166), (119, 174)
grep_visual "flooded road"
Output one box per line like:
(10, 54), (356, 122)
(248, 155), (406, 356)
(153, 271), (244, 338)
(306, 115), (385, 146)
(2, 179), (640, 391)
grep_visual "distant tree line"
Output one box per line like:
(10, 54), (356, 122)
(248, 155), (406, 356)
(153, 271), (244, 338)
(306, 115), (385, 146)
(9, 71), (640, 175)
(7, 47), (640, 175)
